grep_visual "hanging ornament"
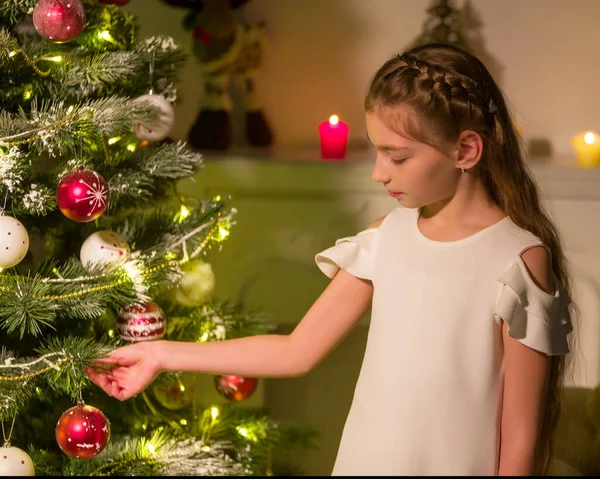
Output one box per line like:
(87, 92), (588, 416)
(0, 443), (35, 476)
(56, 167), (109, 223)
(133, 95), (175, 142)
(99, 0), (133, 4)
(117, 302), (166, 342)
(174, 259), (216, 307)
(214, 375), (258, 402)
(80, 230), (130, 271)
(33, 0), (86, 44)
(55, 402), (110, 459)
(0, 215), (29, 269)
(151, 372), (196, 410)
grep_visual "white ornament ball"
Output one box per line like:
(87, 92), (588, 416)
(0, 215), (29, 269)
(80, 230), (130, 270)
(175, 259), (216, 307)
(133, 94), (175, 141)
(0, 445), (35, 476)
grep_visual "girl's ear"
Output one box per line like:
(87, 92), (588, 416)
(456, 130), (484, 170)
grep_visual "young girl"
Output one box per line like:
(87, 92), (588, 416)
(87, 43), (573, 476)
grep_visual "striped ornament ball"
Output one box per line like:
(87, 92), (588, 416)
(116, 302), (166, 342)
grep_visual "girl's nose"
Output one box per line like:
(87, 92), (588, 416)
(371, 154), (391, 184)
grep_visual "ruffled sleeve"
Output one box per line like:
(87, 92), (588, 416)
(315, 228), (379, 281)
(493, 256), (573, 356)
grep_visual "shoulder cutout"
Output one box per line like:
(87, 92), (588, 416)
(520, 246), (554, 295)
(367, 216), (386, 230)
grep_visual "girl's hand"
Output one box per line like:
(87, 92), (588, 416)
(85, 341), (163, 401)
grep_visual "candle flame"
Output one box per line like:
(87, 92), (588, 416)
(329, 115), (339, 126)
(584, 132), (596, 145)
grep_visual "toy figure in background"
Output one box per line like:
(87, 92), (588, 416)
(161, 0), (273, 150)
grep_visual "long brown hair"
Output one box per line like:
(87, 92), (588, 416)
(365, 43), (573, 475)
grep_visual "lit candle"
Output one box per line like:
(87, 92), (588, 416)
(571, 131), (600, 168)
(319, 114), (349, 160)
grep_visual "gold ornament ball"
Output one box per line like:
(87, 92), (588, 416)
(151, 372), (196, 410)
(174, 260), (216, 306)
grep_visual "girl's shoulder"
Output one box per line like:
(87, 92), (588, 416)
(496, 217), (546, 255)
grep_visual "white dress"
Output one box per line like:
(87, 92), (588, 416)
(315, 206), (572, 476)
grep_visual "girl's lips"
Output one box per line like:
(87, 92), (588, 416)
(389, 191), (404, 198)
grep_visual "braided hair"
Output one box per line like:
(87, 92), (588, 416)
(365, 43), (574, 475)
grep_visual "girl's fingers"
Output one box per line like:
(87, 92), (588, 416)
(110, 379), (120, 398)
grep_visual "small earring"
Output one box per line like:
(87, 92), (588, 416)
(461, 168), (466, 173)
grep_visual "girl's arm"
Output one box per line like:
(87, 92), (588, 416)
(497, 246), (553, 476)
(156, 266), (374, 376)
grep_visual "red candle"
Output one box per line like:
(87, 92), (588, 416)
(319, 115), (349, 160)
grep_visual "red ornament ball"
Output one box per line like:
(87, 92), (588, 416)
(99, 0), (133, 4)
(55, 403), (110, 459)
(33, 0), (86, 43)
(214, 375), (258, 402)
(117, 302), (166, 342)
(57, 167), (109, 222)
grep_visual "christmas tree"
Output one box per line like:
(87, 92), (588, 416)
(0, 0), (316, 475)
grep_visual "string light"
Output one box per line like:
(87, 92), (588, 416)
(108, 136), (122, 145)
(98, 31), (114, 42)
(211, 407), (219, 420)
(22, 85), (33, 100)
(147, 443), (156, 455)
(175, 204), (191, 224)
(218, 226), (230, 241)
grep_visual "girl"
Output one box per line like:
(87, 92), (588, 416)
(87, 43), (573, 476)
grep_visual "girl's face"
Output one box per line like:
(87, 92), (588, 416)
(366, 110), (460, 209)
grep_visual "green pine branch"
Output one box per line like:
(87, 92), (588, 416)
(0, 337), (113, 421)
(0, 203), (236, 338)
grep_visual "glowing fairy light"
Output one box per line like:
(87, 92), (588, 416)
(23, 85), (33, 100)
(126, 144), (137, 152)
(98, 31), (113, 42)
(179, 205), (190, 220)
(147, 443), (155, 454)
(108, 136), (122, 145)
(175, 204), (191, 224)
(211, 407), (219, 419)
(200, 332), (209, 342)
(218, 226), (230, 241)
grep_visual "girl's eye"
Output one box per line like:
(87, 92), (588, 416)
(391, 158), (407, 165)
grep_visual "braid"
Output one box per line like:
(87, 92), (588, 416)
(388, 54), (490, 127)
